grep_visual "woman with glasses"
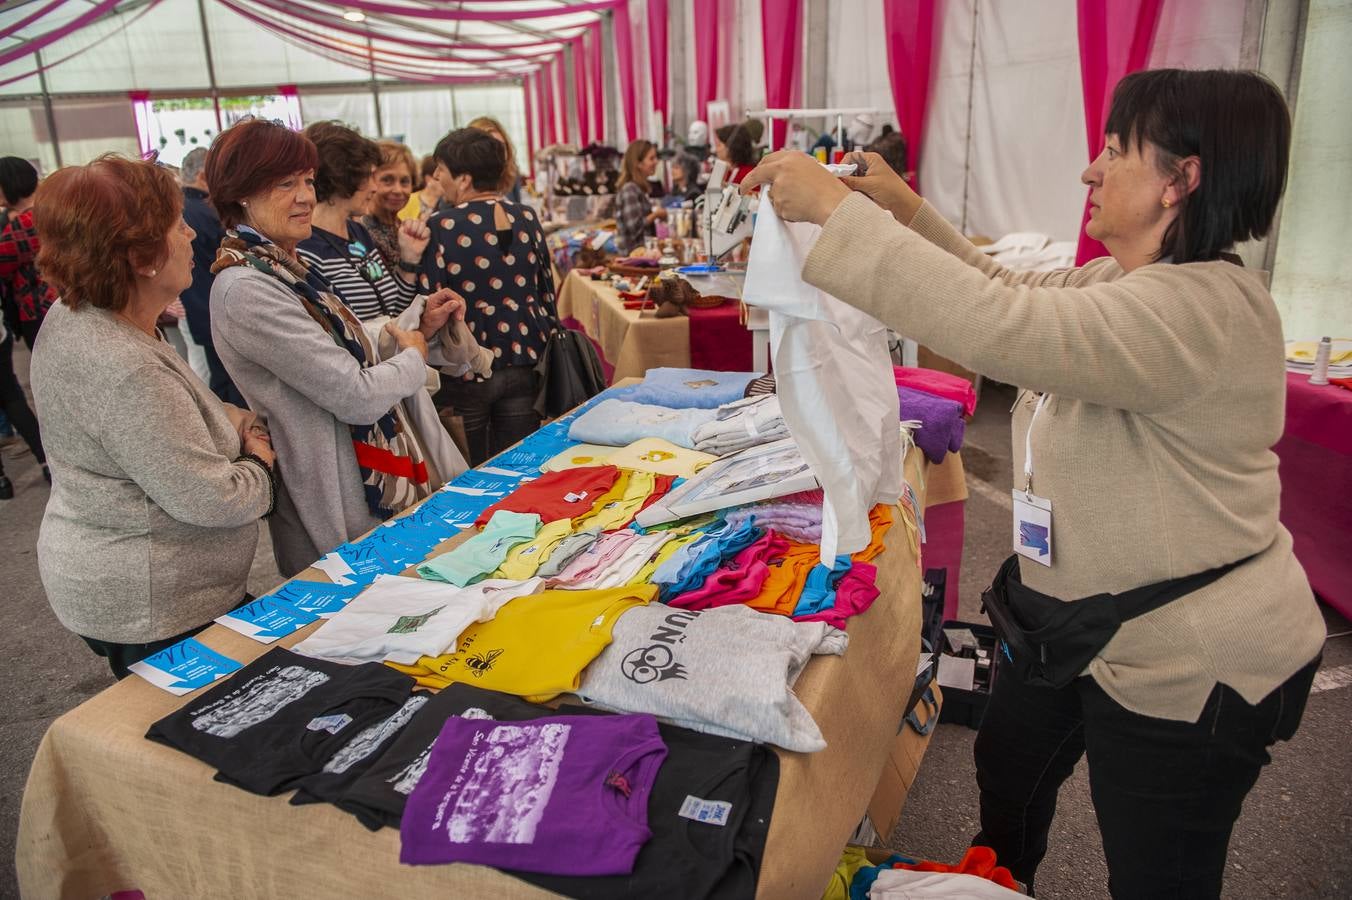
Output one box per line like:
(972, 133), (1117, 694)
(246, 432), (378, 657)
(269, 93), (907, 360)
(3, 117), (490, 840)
(297, 121), (427, 323)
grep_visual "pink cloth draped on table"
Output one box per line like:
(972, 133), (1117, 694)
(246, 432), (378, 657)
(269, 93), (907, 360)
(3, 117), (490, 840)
(1276, 374), (1352, 621)
(761, 0), (804, 149)
(880, 0), (937, 192)
(1074, 0), (1164, 264)
(647, 0), (670, 127)
(572, 35), (592, 146)
(687, 299), (753, 373)
(613, 0), (640, 142)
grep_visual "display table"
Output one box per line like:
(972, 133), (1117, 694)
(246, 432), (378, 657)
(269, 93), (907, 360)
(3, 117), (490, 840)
(17, 454), (934, 900)
(556, 270), (753, 382)
(1275, 374), (1352, 620)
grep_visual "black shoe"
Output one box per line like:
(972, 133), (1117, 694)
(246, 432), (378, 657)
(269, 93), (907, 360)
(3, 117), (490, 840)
(0, 476), (12, 500)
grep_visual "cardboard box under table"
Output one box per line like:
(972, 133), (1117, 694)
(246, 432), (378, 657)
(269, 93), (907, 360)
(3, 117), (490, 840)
(17, 449), (935, 900)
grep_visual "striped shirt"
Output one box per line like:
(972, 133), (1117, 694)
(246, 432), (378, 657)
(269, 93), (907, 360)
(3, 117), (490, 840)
(296, 221), (416, 321)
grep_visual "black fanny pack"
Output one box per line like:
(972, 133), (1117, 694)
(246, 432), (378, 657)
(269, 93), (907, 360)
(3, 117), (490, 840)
(981, 554), (1249, 689)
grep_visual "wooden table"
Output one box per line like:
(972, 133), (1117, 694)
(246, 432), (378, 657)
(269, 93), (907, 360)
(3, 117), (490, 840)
(17, 448), (939, 900)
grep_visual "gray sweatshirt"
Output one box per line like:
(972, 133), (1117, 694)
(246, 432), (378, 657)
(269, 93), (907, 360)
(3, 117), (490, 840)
(211, 266), (466, 577)
(31, 302), (273, 643)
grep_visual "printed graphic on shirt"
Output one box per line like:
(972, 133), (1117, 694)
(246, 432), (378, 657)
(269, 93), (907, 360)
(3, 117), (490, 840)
(189, 665), (331, 739)
(323, 694), (429, 775)
(620, 609), (700, 684)
(438, 722), (572, 844)
(684, 379), (718, 389)
(388, 705), (500, 796)
(387, 607), (446, 635)
(464, 648), (504, 677)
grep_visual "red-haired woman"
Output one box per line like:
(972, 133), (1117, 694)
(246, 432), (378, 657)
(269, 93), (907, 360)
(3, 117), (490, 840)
(29, 155), (275, 679)
(205, 118), (477, 576)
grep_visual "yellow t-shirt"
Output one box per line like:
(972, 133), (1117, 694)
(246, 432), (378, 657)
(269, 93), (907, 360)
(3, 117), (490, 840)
(574, 469), (659, 532)
(627, 525), (705, 586)
(605, 438), (716, 479)
(385, 585), (654, 701)
(398, 193), (425, 221)
(494, 518), (575, 580)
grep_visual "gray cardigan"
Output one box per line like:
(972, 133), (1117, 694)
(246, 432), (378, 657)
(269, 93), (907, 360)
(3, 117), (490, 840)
(31, 302), (273, 643)
(211, 265), (466, 577)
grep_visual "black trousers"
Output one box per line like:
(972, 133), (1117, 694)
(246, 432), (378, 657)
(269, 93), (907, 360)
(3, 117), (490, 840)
(80, 594), (253, 680)
(435, 364), (541, 467)
(972, 655), (1319, 898)
(0, 331), (44, 474)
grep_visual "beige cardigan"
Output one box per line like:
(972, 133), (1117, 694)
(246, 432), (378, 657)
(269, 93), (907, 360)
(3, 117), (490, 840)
(804, 194), (1325, 722)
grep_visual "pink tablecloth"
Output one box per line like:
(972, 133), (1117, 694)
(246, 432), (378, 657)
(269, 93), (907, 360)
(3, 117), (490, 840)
(1275, 374), (1352, 619)
(687, 299), (754, 373)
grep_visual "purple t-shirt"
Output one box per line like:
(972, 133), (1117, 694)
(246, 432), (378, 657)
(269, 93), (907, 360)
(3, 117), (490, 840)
(399, 712), (667, 875)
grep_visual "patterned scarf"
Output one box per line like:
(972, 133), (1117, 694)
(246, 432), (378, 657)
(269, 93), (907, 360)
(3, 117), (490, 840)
(212, 227), (434, 520)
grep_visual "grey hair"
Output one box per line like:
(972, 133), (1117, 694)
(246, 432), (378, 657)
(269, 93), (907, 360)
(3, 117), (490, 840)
(180, 147), (209, 186)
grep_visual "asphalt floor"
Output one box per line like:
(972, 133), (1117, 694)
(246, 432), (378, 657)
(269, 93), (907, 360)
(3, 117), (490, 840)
(1, 354), (1347, 899)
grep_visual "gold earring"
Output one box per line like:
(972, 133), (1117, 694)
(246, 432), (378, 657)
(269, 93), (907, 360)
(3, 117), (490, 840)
(1161, 198), (1172, 208)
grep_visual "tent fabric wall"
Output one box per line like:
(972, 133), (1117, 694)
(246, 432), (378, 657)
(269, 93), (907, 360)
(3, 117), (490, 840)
(298, 91), (380, 139)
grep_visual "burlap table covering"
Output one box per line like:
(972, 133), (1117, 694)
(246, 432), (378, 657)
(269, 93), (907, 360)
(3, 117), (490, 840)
(556, 270), (690, 382)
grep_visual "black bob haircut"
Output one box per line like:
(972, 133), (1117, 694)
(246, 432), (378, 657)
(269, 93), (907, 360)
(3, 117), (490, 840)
(303, 120), (381, 203)
(1105, 68), (1290, 264)
(433, 128), (507, 192)
(0, 156), (39, 206)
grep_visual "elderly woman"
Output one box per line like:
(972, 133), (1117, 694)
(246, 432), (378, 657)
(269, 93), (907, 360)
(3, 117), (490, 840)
(420, 127), (552, 465)
(614, 140), (664, 254)
(297, 121), (427, 322)
(206, 118), (479, 576)
(745, 68), (1324, 899)
(362, 139), (418, 270)
(29, 155), (275, 678)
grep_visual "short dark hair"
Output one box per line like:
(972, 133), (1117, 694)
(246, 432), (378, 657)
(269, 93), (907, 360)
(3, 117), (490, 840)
(304, 121), (381, 203)
(1105, 68), (1290, 264)
(0, 156), (39, 206)
(433, 128), (507, 192)
(205, 118), (318, 228)
(715, 123), (758, 167)
(865, 132), (909, 178)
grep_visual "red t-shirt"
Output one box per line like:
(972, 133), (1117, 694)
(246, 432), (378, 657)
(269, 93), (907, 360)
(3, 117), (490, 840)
(474, 465), (621, 528)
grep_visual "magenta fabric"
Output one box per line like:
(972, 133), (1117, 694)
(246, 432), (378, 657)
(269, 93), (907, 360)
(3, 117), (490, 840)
(0, 0), (162, 89)
(880, 0), (937, 191)
(692, 0), (720, 122)
(646, 0), (670, 126)
(1073, 0), (1164, 264)
(572, 35), (592, 146)
(760, 0), (804, 148)
(687, 299), (754, 374)
(921, 500), (966, 621)
(893, 366), (978, 416)
(1275, 374), (1352, 619)
(540, 59), (558, 146)
(0, 0), (68, 42)
(613, 0), (640, 142)
(793, 562), (882, 630)
(322, 0), (622, 20)
(0, 0), (120, 68)
(524, 73), (537, 170)
(553, 54), (572, 144)
(589, 22), (606, 140)
(669, 532), (788, 611)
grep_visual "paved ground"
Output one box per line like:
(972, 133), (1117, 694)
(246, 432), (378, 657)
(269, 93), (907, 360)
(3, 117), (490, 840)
(1, 360), (1348, 899)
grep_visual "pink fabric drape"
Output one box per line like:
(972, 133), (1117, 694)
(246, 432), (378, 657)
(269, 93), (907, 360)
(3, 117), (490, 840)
(552, 53), (571, 143)
(692, 0), (720, 123)
(540, 60), (558, 146)
(1074, 0), (1164, 264)
(613, 2), (639, 142)
(646, 0), (669, 130)
(572, 36), (592, 146)
(760, 0), (803, 148)
(322, 0), (622, 20)
(0, 0), (120, 68)
(881, 0), (937, 192)
(523, 73), (537, 171)
(589, 22), (605, 141)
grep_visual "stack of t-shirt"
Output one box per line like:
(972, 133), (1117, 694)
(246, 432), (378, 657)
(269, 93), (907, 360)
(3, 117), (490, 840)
(146, 647), (417, 797)
(338, 684), (779, 898)
(416, 510), (541, 586)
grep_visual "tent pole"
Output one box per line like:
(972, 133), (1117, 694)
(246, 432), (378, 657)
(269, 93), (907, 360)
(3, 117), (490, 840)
(195, 0), (222, 130)
(35, 50), (60, 168)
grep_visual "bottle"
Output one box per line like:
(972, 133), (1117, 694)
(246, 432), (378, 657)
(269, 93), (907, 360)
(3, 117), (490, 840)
(1310, 336), (1332, 385)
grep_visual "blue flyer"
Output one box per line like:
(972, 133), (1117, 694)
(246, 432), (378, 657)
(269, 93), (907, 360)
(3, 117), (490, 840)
(445, 468), (522, 495)
(215, 596), (318, 643)
(128, 638), (241, 695)
(264, 580), (365, 618)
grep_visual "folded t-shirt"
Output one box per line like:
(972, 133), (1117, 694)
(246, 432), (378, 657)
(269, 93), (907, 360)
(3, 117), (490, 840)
(474, 465), (620, 528)
(611, 367), (764, 409)
(569, 399), (717, 450)
(416, 510), (541, 586)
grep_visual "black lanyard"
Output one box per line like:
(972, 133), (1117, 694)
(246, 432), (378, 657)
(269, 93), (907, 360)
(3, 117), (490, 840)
(316, 225), (396, 319)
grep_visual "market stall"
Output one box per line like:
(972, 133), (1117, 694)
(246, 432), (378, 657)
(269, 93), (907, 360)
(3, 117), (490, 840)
(18, 388), (950, 900)
(557, 270), (753, 382)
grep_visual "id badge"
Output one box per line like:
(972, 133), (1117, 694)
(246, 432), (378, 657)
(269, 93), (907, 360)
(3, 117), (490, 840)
(1012, 490), (1053, 567)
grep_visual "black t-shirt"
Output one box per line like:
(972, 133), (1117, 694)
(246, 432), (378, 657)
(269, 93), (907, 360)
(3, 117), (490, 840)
(338, 684), (779, 899)
(146, 647), (414, 797)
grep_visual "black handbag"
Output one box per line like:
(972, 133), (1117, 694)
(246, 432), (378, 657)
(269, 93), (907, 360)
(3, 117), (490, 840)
(981, 553), (1248, 690)
(532, 323), (607, 418)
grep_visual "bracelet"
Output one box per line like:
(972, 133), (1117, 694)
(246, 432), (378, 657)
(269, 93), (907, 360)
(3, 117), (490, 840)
(237, 452), (278, 517)
(397, 260), (418, 273)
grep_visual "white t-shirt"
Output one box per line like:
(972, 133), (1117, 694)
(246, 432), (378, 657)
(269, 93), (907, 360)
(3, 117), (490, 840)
(292, 574), (545, 665)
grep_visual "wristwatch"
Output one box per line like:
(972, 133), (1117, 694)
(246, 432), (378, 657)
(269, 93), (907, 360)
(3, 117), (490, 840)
(397, 260), (418, 273)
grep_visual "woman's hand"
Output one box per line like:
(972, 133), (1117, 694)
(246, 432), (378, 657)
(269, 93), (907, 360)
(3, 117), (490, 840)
(397, 218), (431, 266)
(242, 431), (276, 470)
(739, 151), (851, 226)
(840, 151), (922, 223)
(418, 288), (466, 339)
(385, 321), (429, 360)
